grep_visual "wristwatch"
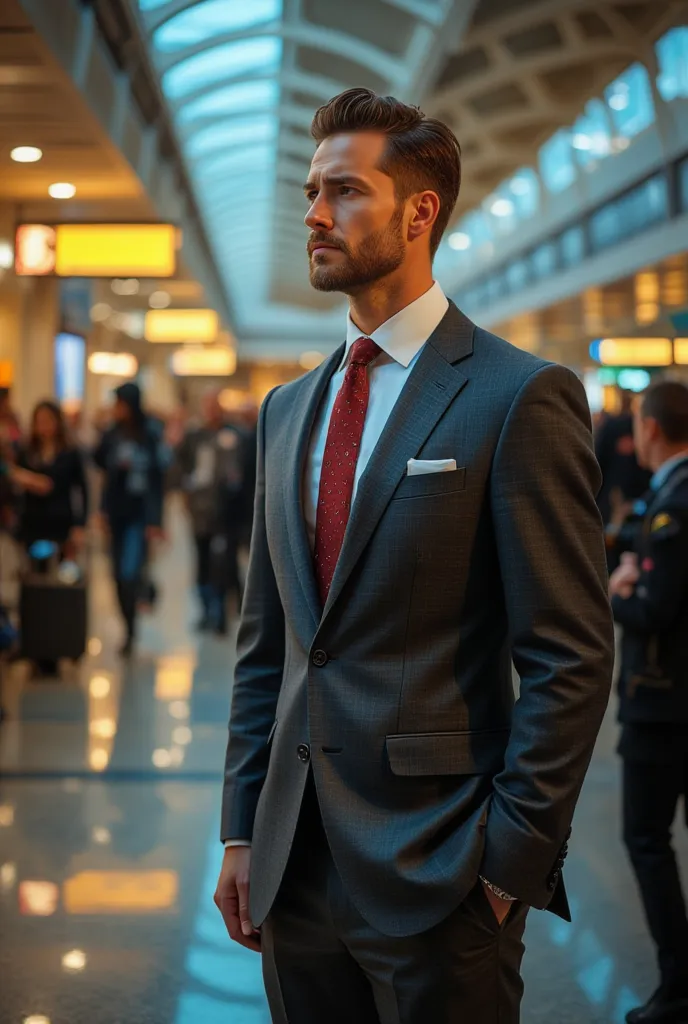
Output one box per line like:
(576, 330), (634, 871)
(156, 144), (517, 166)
(479, 876), (517, 902)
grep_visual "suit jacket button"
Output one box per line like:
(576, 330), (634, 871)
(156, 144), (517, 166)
(312, 650), (328, 667)
(297, 744), (311, 764)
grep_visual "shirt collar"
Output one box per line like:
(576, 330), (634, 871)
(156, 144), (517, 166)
(341, 281), (449, 370)
(651, 450), (688, 491)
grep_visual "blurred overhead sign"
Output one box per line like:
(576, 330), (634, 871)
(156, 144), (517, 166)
(145, 308), (218, 343)
(171, 345), (236, 376)
(63, 871), (178, 914)
(15, 224), (179, 277)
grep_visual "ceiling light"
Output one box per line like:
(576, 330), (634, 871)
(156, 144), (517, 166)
(111, 278), (140, 296)
(89, 748), (109, 771)
(11, 146), (42, 163)
(0, 804), (15, 826)
(0, 241), (13, 269)
(24, 1017), (51, 1024)
(608, 93), (629, 112)
(572, 134), (592, 151)
(62, 950), (87, 973)
(48, 182), (76, 199)
(169, 700), (189, 719)
(149, 290), (171, 309)
(509, 177), (530, 196)
(490, 198), (515, 217)
(87, 352), (138, 377)
(89, 718), (116, 739)
(448, 232), (471, 251)
(92, 827), (111, 845)
(1, 862), (17, 889)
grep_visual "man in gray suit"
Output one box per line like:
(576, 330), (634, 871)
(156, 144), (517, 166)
(215, 88), (614, 1023)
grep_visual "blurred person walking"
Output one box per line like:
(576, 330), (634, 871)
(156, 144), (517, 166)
(609, 380), (688, 1024)
(215, 88), (613, 1023)
(16, 401), (88, 556)
(94, 383), (165, 657)
(174, 388), (247, 635)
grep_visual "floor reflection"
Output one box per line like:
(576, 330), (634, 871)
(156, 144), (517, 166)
(0, 505), (685, 1023)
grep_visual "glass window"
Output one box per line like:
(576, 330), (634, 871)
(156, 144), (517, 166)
(571, 99), (612, 168)
(505, 260), (530, 293)
(539, 129), (576, 193)
(196, 145), (274, 179)
(589, 174), (668, 250)
(138, 0), (170, 9)
(560, 225), (586, 267)
(605, 63), (655, 138)
(656, 28), (688, 101)
(186, 115), (276, 158)
(680, 156), (688, 213)
(163, 37), (282, 100)
(530, 242), (557, 279)
(153, 0), (281, 53)
(506, 168), (540, 218)
(178, 79), (279, 125)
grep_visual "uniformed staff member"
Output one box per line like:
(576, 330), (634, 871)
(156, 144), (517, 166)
(609, 379), (688, 1024)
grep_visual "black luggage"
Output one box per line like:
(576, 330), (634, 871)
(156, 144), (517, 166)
(20, 542), (87, 661)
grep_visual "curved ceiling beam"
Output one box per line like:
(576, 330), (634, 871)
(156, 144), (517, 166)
(168, 66), (348, 114)
(177, 101), (315, 142)
(154, 22), (403, 87)
(145, 0), (275, 34)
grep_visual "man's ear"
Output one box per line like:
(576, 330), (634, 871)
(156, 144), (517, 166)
(407, 190), (440, 244)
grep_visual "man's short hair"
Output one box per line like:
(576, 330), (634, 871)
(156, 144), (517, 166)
(641, 379), (688, 442)
(310, 87), (461, 257)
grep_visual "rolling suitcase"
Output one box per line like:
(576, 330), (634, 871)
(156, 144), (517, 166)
(20, 541), (87, 662)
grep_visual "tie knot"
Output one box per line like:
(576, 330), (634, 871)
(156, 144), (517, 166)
(349, 336), (381, 368)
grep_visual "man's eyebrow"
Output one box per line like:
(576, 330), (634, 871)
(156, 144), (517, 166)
(303, 174), (369, 193)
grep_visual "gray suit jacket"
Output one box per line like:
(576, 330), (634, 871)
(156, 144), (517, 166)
(221, 302), (614, 938)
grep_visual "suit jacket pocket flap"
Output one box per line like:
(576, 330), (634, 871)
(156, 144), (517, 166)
(386, 728), (510, 776)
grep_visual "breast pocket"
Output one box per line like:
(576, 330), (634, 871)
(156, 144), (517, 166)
(392, 466), (466, 501)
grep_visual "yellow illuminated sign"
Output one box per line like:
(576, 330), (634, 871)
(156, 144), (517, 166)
(597, 338), (673, 367)
(672, 339), (688, 365)
(171, 345), (237, 376)
(145, 308), (219, 343)
(64, 871), (179, 914)
(15, 223), (178, 277)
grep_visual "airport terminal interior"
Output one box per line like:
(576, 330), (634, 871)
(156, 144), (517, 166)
(0, 0), (688, 1021)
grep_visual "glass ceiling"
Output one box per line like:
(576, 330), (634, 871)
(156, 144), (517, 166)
(141, 0), (286, 319)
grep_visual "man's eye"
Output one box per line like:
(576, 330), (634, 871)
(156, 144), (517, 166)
(305, 191), (317, 203)
(339, 186), (355, 196)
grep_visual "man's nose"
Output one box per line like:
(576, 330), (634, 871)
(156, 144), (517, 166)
(305, 196), (333, 232)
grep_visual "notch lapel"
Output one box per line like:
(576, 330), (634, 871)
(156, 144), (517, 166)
(283, 345), (344, 630)
(321, 304), (474, 621)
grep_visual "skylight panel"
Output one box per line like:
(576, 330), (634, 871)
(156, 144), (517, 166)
(177, 79), (278, 125)
(163, 37), (282, 100)
(186, 116), (276, 159)
(153, 0), (281, 54)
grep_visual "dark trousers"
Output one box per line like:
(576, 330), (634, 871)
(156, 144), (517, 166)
(194, 531), (241, 626)
(262, 780), (529, 1024)
(110, 519), (147, 642)
(623, 747), (688, 987)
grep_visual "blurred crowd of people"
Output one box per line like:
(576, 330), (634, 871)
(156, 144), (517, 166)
(0, 382), (258, 663)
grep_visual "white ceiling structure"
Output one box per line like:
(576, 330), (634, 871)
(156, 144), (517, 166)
(132, 0), (684, 353)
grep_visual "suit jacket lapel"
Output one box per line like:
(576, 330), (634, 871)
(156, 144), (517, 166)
(283, 344), (344, 629)
(322, 303), (474, 621)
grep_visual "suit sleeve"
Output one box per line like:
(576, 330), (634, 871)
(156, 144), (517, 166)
(612, 509), (688, 631)
(482, 363), (614, 909)
(220, 388), (285, 842)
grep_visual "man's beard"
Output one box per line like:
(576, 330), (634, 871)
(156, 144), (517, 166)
(308, 206), (405, 294)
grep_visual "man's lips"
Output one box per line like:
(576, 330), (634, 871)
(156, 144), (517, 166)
(309, 243), (340, 256)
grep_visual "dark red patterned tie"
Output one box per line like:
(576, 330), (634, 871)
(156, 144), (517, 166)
(314, 336), (381, 606)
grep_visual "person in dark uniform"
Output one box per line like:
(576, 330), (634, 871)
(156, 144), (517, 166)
(609, 379), (688, 1024)
(93, 383), (166, 657)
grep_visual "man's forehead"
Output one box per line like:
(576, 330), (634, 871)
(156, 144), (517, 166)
(309, 131), (387, 176)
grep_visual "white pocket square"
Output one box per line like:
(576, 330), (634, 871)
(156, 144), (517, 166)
(407, 458), (457, 477)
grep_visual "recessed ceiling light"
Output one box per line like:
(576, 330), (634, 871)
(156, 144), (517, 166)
(11, 146), (42, 163)
(448, 232), (471, 251)
(48, 182), (76, 199)
(0, 241), (13, 269)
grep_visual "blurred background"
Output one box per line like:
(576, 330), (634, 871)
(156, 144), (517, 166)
(0, 0), (686, 1022)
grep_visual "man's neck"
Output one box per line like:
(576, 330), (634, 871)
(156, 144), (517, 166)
(347, 272), (435, 337)
(652, 446), (688, 474)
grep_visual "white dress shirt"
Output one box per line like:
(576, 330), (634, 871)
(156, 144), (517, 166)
(224, 282), (448, 849)
(304, 281), (449, 550)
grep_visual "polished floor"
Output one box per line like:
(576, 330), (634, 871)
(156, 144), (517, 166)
(0, 500), (686, 1024)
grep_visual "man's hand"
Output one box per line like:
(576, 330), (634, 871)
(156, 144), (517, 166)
(609, 552), (640, 599)
(481, 880), (514, 925)
(214, 846), (261, 953)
